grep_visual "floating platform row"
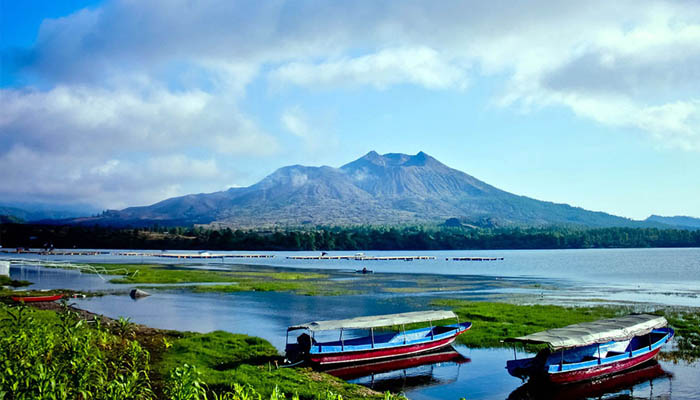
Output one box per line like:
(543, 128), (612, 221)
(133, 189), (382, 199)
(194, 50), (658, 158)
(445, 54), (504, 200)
(113, 252), (275, 259)
(286, 255), (436, 261)
(156, 253), (274, 259)
(1, 249), (109, 256)
(1, 248), (500, 261)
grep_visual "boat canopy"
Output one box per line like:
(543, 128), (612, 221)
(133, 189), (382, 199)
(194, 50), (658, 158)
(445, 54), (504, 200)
(288, 310), (457, 332)
(505, 314), (667, 350)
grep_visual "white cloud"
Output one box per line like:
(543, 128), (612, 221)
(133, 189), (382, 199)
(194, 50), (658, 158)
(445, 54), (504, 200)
(0, 83), (275, 207)
(281, 106), (339, 153)
(4, 0), (700, 208)
(272, 47), (469, 90)
(281, 107), (311, 139)
(0, 145), (232, 209)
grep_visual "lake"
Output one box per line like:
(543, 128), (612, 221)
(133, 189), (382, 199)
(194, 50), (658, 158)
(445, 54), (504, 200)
(3, 247), (700, 399)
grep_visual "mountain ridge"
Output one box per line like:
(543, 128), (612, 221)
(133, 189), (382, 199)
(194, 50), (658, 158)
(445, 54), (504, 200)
(54, 151), (689, 229)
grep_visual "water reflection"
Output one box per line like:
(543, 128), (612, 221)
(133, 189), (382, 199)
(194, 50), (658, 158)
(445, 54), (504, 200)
(325, 348), (470, 392)
(507, 361), (672, 400)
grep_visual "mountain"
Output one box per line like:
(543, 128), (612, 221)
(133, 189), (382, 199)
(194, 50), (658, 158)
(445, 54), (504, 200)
(0, 203), (99, 222)
(645, 215), (700, 230)
(68, 151), (658, 229)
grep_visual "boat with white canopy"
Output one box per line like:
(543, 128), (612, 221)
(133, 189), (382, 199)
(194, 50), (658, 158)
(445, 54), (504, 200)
(285, 310), (471, 366)
(505, 314), (674, 384)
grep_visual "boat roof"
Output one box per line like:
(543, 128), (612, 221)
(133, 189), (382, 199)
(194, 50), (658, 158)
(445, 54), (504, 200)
(505, 314), (667, 350)
(288, 310), (457, 332)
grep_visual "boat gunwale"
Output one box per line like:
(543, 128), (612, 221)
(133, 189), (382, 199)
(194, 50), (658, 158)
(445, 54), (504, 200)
(309, 322), (471, 355)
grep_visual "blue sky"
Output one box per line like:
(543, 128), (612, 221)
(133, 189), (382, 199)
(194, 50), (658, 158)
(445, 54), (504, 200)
(1, 0), (699, 219)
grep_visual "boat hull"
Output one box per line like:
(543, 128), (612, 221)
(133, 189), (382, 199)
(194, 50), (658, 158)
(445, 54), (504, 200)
(310, 334), (460, 365)
(11, 294), (63, 302)
(548, 346), (661, 384)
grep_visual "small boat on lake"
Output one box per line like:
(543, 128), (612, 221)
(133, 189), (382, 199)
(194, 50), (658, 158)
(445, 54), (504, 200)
(11, 294), (64, 303)
(285, 310), (471, 366)
(505, 314), (673, 384)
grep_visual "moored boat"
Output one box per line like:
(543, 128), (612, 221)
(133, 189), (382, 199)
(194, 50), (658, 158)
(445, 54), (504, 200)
(11, 294), (64, 303)
(285, 310), (471, 366)
(505, 314), (674, 384)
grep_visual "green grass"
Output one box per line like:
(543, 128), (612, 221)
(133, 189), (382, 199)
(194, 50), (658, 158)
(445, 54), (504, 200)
(433, 300), (630, 348)
(1, 304), (389, 399)
(1, 302), (153, 399)
(75, 263), (352, 296)
(0, 276), (32, 287)
(156, 331), (382, 399)
(656, 309), (700, 362)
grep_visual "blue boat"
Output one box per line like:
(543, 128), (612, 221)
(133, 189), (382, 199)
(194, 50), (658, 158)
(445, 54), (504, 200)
(286, 310), (471, 366)
(505, 314), (674, 384)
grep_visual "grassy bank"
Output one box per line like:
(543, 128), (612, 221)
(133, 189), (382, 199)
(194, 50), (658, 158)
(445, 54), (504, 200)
(0, 275), (31, 287)
(50, 262), (533, 297)
(83, 263), (356, 296)
(0, 301), (399, 399)
(155, 331), (384, 398)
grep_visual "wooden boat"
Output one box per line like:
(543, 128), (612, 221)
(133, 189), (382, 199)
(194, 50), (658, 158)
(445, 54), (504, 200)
(11, 294), (64, 303)
(505, 314), (674, 384)
(285, 310), (471, 366)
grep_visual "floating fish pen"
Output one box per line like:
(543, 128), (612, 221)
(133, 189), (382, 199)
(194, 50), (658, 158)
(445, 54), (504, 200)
(224, 254), (275, 258)
(450, 257), (504, 261)
(286, 255), (436, 261)
(155, 253), (274, 259)
(113, 252), (274, 259)
(1, 249), (109, 256)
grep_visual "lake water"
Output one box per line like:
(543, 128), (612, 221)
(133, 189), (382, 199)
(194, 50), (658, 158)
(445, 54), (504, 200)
(6, 247), (700, 306)
(3, 248), (700, 399)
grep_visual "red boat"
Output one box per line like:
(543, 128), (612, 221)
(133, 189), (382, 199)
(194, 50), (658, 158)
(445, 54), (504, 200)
(11, 294), (64, 303)
(285, 310), (471, 366)
(505, 314), (674, 384)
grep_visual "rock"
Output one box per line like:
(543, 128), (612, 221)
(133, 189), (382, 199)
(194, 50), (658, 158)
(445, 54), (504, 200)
(130, 289), (150, 299)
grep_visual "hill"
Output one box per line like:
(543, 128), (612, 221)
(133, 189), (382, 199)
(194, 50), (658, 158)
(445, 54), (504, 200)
(70, 151), (659, 229)
(645, 215), (700, 230)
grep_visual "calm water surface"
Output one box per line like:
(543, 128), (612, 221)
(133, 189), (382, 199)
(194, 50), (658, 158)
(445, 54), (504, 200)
(4, 248), (700, 399)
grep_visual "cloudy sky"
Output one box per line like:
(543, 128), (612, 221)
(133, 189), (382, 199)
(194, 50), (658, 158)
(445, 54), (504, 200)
(1, 0), (699, 219)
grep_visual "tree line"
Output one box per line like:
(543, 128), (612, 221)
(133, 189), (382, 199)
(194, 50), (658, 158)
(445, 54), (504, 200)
(1, 223), (700, 250)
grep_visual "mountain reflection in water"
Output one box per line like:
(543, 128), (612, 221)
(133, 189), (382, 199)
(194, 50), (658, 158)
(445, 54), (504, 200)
(324, 348), (470, 392)
(507, 361), (672, 400)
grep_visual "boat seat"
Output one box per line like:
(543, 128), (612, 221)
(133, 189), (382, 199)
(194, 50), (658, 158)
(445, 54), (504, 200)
(606, 351), (624, 356)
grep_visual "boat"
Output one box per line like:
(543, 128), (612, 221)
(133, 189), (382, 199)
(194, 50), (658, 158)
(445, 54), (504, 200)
(285, 310), (471, 366)
(505, 314), (674, 384)
(11, 294), (64, 303)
